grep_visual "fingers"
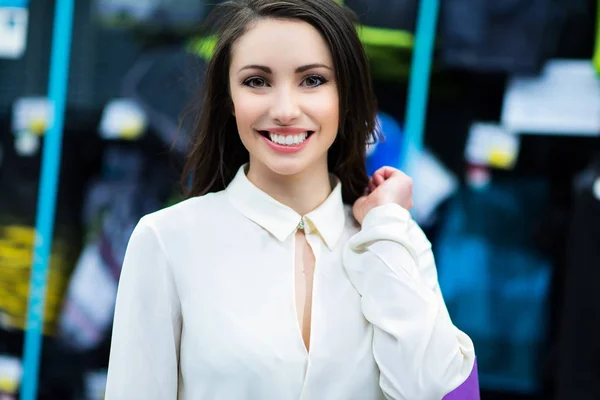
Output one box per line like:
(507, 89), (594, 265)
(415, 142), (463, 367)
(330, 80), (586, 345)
(368, 180), (377, 193)
(367, 166), (412, 196)
(381, 167), (397, 180)
(367, 172), (384, 192)
(373, 166), (401, 181)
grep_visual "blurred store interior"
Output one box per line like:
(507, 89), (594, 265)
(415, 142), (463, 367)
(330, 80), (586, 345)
(1, 0), (600, 399)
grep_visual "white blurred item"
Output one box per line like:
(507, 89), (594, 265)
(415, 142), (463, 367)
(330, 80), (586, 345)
(405, 149), (459, 226)
(466, 123), (520, 170)
(99, 99), (147, 140)
(12, 97), (53, 135)
(0, 5), (28, 59)
(84, 370), (108, 400)
(58, 244), (118, 350)
(0, 355), (22, 399)
(502, 60), (600, 136)
(13, 131), (40, 157)
(593, 177), (600, 201)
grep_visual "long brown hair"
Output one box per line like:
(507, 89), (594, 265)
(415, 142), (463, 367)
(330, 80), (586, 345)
(181, 0), (378, 204)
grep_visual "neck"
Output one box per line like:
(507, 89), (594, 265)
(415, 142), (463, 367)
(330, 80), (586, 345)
(246, 161), (332, 216)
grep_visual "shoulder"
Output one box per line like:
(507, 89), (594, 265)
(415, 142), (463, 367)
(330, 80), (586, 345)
(139, 190), (231, 238)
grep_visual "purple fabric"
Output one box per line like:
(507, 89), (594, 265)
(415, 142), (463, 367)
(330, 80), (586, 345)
(443, 358), (480, 400)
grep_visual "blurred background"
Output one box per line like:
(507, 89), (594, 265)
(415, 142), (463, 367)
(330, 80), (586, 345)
(1, 0), (599, 399)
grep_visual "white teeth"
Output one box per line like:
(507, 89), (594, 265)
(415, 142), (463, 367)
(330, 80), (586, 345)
(268, 132), (309, 146)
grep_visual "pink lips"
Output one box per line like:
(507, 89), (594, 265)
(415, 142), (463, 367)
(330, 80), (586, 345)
(256, 128), (314, 154)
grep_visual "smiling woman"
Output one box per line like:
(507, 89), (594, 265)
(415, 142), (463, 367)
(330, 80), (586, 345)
(181, 0), (377, 205)
(229, 18), (340, 189)
(105, 1), (477, 399)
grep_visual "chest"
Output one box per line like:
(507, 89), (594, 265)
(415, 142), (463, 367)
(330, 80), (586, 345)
(173, 230), (371, 378)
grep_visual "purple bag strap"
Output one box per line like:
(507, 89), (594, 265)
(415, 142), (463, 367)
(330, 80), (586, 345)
(443, 358), (480, 400)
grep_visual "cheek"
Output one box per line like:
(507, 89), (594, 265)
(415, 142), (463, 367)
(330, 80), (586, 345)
(231, 91), (265, 128)
(310, 92), (339, 135)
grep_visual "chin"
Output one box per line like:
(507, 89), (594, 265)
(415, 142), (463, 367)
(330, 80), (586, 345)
(246, 139), (329, 179)
(264, 157), (310, 177)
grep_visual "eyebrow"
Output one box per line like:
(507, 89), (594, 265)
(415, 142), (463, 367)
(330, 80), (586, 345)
(238, 63), (332, 74)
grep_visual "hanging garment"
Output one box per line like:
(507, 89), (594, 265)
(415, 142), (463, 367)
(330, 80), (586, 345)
(440, 0), (565, 73)
(435, 177), (553, 394)
(57, 145), (172, 351)
(554, 156), (600, 400)
(0, 0), (142, 112)
(122, 45), (203, 153)
(0, 119), (101, 335)
(0, 111), (103, 398)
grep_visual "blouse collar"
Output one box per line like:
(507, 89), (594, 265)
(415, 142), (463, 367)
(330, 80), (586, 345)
(225, 164), (347, 250)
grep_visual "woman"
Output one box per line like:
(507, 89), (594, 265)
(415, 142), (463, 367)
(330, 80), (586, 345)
(105, 0), (476, 399)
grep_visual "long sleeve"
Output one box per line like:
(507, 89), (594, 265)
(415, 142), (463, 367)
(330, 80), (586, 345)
(343, 203), (475, 400)
(105, 216), (182, 400)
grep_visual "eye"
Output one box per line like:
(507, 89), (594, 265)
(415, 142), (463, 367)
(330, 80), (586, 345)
(243, 77), (269, 88)
(302, 75), (327, 88)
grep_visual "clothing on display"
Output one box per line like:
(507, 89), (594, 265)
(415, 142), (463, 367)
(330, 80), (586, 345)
(0, 0), (143, 112)
(435, 177), (553, 394)
(58, 145), (174, 351)
(122, 46), (204, 153)
(405, 149), (459, 227)
(440, 0), (567, 73)
(0, 116), (103, 399)
(0, 120), (100, 335)
(555, 155), (600, 400)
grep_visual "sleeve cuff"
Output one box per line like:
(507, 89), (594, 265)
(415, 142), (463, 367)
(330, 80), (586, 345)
(361, 203), (411, 230)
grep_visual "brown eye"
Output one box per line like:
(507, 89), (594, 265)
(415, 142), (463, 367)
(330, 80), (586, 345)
(243, 77), (269, 88)
(302, 75), (327, 88)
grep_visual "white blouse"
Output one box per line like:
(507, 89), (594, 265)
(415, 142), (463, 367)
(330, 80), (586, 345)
(105, 165), (475, 400)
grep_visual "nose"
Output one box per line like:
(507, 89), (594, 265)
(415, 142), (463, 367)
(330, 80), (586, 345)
(270, 86), (300, 125)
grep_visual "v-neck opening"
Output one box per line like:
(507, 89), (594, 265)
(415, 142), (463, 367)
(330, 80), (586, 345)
(291, 227), (317, 357)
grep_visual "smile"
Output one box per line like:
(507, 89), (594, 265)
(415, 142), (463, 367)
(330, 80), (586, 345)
(257, 130), (315, 146)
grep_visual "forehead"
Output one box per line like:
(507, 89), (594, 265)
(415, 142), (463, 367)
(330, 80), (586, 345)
(230, 18), (333, 70)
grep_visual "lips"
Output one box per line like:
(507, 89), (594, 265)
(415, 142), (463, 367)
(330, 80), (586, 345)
(257, 130), (315, 146)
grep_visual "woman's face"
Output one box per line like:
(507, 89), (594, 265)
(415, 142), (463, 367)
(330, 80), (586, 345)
(229, 18), (339, 178)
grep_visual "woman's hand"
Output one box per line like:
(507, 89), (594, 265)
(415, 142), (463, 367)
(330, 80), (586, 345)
(353, 166), (413, 225)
